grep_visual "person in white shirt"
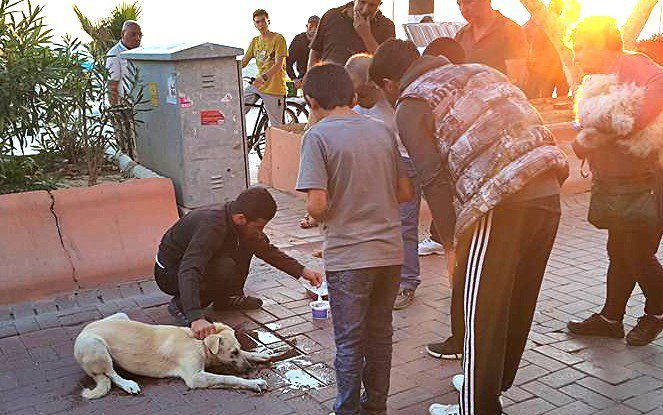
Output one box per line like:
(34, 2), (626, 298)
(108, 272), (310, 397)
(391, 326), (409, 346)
(345, 53), (421, 310)
(105, 20), (142, 105)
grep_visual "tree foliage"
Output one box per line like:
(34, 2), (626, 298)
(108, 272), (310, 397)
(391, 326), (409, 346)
(73, 2), (141, 53)
(0, 0), (145, 192)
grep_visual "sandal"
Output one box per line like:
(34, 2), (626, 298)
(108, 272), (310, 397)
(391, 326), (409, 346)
(299, 213), (318, 229)
(167, 297), (190, 327)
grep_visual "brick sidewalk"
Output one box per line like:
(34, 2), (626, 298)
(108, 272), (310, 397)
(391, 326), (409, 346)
(1, 189), (662, 415)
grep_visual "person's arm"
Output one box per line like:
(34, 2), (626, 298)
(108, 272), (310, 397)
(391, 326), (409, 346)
(255, 35), (287, 88)
(547, 121), (589, 159)
(105, 54), (121, 106)
(393, 140), (413, 203)
(308, 49), (323, 70)
(306, 189), (328, 221)
(397, 177), (414, 203)
(505, 23), (530, 89)
(251, 234), (306, 277)
(353, 11), (379, 53)
(108, 81), (120, 106)
(241, 39), (254, 68)
(396, 98), (456, 248)
(634, 56), (663, 130)
(296, 131), (329, 220)
(252, 239), (322, 287)
(286, 37), (299, 81)
(546, 121), (579, 143)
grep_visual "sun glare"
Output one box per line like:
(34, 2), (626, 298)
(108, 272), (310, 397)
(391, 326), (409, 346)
(576, 0), (640, 24)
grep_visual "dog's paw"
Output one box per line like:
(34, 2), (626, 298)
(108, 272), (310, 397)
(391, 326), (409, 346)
(248, 378), (268, 393)
(267, 348), (293, 361)
(120, 380), (141, 395)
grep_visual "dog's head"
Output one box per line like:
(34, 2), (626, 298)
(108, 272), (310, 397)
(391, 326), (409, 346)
(203, 323), (252, 373)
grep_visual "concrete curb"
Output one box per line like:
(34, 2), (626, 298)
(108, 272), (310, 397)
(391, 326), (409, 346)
(0, 178), (178, 305)
(0, 191), (77, 304)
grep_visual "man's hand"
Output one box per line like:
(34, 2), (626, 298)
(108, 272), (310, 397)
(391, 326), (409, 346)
(191, 318), (216, 340)
(301, 267), (323, 288)
(353, 10), (372, 38)
(253, 76), (265, 89)
(294, 79), (302, 89)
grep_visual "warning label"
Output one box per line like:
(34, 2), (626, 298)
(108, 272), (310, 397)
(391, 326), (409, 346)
(200, 110), (225, 126)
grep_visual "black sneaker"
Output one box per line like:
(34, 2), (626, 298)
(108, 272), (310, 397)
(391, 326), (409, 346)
(393, 288), (415, 310)
(626, 315), (663, 346)
(425, 336), (462, 360)
(567, 313), (625, 338)
(167, 297), (190, 327)
(213, 295), (263, 311)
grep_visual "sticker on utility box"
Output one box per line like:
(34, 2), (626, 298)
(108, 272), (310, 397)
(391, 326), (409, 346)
(200, 110), (225, 126)
(148, 82), (159, 107)
(179, 95), (192, 108)
(166, 74), (178, 104)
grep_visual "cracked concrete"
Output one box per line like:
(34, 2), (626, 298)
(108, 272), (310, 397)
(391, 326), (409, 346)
(47, 190), (81, 290)
(0, 178), (178, 304)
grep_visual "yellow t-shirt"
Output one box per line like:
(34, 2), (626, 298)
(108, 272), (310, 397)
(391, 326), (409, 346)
(246, 33), (287, 96)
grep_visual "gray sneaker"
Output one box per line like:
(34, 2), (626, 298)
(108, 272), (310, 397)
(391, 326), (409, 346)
(393, 288), (415, 310)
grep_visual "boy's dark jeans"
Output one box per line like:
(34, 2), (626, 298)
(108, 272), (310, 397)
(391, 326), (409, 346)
(326, 266), (401, 415)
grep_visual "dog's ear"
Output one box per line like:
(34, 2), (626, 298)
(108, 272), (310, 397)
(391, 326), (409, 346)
(213, 322), (231, 334)
(203, 335), (223, 354)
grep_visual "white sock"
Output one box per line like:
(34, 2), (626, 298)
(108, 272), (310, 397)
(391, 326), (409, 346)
(599, 314), (618, 324)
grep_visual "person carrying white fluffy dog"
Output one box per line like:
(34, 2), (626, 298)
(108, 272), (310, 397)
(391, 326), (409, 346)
(556, 16), (663, 346)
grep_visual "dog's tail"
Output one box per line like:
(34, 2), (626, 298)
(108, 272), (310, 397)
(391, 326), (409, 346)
(81, 374), (111, 399)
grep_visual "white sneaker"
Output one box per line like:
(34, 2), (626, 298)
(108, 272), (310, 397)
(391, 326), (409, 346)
(429, 404), (460, 415)
(449, 375), (504, 406)
(452, 374), (464, 392)
(418, 238), (445, 256)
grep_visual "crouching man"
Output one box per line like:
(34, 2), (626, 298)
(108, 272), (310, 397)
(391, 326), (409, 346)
(155, 186), (323, 339)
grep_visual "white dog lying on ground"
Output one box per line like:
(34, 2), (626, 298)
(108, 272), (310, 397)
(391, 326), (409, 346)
(574, 73), (663, 164)
(74, 313), (275, 399)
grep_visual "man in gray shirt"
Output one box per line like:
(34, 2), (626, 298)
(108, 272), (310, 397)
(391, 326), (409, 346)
(296, 63), (412, 415)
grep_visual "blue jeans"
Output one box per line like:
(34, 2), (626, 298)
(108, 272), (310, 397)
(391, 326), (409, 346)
(400, 157), (421, 291)
(327, 266), (401, 415)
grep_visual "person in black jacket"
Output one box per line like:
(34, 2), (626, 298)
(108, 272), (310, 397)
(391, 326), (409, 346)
(155, 186), (323, 339)
(286, 15), (320, 89)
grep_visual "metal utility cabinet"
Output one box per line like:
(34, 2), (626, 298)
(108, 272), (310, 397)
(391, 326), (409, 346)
(122, 43), (248, 208)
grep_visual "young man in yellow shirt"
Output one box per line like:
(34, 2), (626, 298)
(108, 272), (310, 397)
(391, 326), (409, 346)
(242, 9), (288, 126)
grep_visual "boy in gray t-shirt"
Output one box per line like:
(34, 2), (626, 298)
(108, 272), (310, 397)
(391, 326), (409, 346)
(296, 63), (412, 415)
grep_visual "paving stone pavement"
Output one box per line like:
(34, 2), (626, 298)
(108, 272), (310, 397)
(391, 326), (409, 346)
(1, 189), (663, 415)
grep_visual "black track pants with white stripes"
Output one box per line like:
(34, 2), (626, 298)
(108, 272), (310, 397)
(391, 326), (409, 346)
(457, 196), (561, 415)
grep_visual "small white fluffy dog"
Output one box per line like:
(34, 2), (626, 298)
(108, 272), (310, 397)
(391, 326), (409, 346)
(574, 73), (663, 164)
(74, 313), (275, 399)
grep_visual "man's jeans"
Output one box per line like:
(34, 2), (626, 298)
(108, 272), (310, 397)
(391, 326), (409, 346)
(400, 156), (421, 291)
(327, 266), (401, 415)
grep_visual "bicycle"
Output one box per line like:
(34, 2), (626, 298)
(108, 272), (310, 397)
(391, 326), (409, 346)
(243, 77), (309, 159)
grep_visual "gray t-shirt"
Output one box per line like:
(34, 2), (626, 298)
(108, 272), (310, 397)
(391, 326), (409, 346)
(296, 114), (404, 272)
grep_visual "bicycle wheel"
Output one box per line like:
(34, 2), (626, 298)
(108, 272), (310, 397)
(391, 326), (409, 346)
(283, 107), (298, 125)
(286, 101), (309, 122)
(254, 115), (269, 159)
(254, 107), (297, 159)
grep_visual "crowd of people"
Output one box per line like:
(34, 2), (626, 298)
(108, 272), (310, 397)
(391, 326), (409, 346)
(105, 1), (663, 415)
